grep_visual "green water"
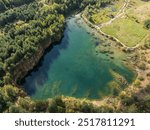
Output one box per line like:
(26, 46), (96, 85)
(22, 16), (136, 100)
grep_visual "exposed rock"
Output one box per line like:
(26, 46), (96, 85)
(12, 34), (62, 84)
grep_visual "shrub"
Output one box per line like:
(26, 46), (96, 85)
(97, 105), (113, 113)
(144, 19), (150, 29)
(126, 104), (138, 113)
(147, 72), (150, 77)
(121, 96), (135, 106)
(48, 97), (65, 113)
(138, 76), (144, 81)
(80, 102), (94, 113)
(8, 105), (26, 113)
(138, 62), (146, 70)
(134, 80), (141, 87)
(33, 100), (48, 113)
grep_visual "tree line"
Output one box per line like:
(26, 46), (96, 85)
(0, 0), (35, 12)
(0, 0), (115, 86)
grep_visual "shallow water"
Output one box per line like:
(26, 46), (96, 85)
(22, 16), (135, 100)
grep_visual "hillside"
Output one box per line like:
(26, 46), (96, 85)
(83, 0), (150, 47)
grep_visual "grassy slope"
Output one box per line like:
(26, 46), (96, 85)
(91, 0), (124, 25)
(101, 0), (150, 47)
(101, 18), (149, 47)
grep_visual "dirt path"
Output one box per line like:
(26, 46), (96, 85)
(81, 0), (140, 49)
(99, 0), (129, 27)
(81, 0), (150, 108)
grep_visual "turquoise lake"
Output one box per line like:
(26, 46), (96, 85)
(22, 16), (136, 100)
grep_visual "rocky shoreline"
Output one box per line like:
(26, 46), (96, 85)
(12, 34), (63, 85)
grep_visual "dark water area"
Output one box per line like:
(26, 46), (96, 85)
(22, 16), (136, 100)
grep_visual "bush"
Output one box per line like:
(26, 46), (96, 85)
(48, 100), (58, 113)
(33, 100), (48, 113)
(80, 102), (94, 113)
(17, 97), (32, 112)
(147, 72), (150, 77)
(8, 105), (26, 113)
(138, 62), (146, 70)
(48, 97), (65, 113)
(121, 96), (135, 106)
(144, 19), (150, 29)
(126, 104), (138, 113)
(97, 105), (113, 113)
(136, 95), (150, 112)
(138, 76), (144, 81)
(134, 80), (141, 87)
(0, 92), (6, 112)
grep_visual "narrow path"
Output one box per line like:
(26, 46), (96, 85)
(81, 0), (140, 49)
(99, 0), (129, 27)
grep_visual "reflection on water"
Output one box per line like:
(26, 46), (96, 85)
(22, 17), (136, 100)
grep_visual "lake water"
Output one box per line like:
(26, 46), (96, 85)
(22, 16), (136, 100)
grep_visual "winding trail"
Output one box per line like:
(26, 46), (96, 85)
(81, 0), (140, 49)
(81, 0), (150, 108)
(99, 0), (129, 27)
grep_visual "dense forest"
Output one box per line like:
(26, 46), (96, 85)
(0, 0), (113, 86)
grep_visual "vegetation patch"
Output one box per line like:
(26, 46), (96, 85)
(84, 0), (124, 25)
(100, 0), (150, 47)
(101, 17), (149, 47)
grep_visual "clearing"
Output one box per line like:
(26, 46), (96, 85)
(101, 0), (150, 47)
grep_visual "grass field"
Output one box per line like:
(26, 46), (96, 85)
(101, 0), (150, 47)
(101, 17), (149, 47)
(90, 0), (124, 25)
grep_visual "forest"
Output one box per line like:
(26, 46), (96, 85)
(0, 0), (113, 86)
(0, 84), (150, 113)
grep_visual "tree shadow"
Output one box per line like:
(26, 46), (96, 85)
(21, 25), (71, 95)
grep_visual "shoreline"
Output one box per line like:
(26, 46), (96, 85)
(14, 14), (79, 86)
(21, 15), (137, 102)
(79, 13), (150, 107)
(19, 36), (65, 86)
(81, 13), (140, 51)
(12, 13), (149, 107)
(13, 33), (64, 85)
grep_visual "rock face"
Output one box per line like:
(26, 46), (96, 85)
(12, 34), (62, 84)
